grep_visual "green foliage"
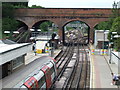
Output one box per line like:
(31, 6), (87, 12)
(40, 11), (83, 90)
(40, 22), (50, 32)
(95, 21), (112, 30)
(66, 27), (74, 30)
(2, 3), (20, 31)
(2, 17), (19, 31)
(29, 5), (44, 8)
(112, 8), (120, 18)
(2, 3), (21, 39)
(14, 5), (28, 8)
(109, 17), (120, 51)
(110, 17), (120, 33)
(2, 3), (14, 18)
(0, 19), (2, 39)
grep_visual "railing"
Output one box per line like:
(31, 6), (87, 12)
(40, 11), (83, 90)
(112, 52), (120, 61)
(111, 52), (120, 68)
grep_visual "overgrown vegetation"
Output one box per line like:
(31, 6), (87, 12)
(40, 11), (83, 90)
(94, 21), (112, 30)
(2, 3), (44, 39)
(14, 4), (44, 8)
(95, 1), (120, 51)
(2, 3), (20, 38)
(29, 5), (44, 8)
(40, 21), (52, 32)
(108, 17), (120, 51)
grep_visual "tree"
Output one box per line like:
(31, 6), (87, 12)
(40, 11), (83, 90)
(110, 17), (120, 33)
(2, 3), (14, 18)
(94, 21), (112, 30)
(2, 3), (22, 39)
(2, 17), (19, 31)
(30, 5), (44, 8)
(40, 22), (49, 32)
(112, 1), (120, 18)
(108, 17), (120, 51)
(39, 21), (52, 32)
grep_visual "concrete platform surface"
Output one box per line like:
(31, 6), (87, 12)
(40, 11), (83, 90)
(90, 53), (119, 88)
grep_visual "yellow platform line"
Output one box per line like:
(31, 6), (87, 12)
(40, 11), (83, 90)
(91, 54), (95, 88)
(89, 44), (95, 88)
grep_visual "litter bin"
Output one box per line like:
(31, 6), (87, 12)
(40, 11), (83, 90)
(49, 47), (54, 57)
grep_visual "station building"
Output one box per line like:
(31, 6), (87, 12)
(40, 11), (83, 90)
(94, 30), (109, 49)
(0, 39), (32, 78)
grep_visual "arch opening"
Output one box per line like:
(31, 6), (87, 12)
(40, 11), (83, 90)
(16, 20), (28, 29)
(31, 20), (59, 38)
(31, 20), (60, 50)
(62, 20), (90, 45)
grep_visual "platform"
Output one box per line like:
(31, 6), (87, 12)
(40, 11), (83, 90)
(90, 48), (119, 88)
(0, 49), (61, 89)
(25, 49), (61, 65)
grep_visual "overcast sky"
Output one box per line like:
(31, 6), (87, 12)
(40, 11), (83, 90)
(28, 0), (120, 8)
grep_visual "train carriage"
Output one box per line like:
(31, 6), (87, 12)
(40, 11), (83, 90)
(12, 56), (57, 90)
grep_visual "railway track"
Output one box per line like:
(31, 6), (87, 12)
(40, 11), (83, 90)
(51, 29), (90, 89)
(51, 42), (90, 89)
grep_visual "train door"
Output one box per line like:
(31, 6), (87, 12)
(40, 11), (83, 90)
(46, 62), (56, 86)
(48, 57), (57, 78)
(41, 65), (52, 88)
(33, 71), (46, 89)
(38, 75), (46, 89)
(49, 60), (57, 81)
(45, 70), (52, 88)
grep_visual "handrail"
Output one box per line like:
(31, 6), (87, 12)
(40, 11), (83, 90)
(111, 52), (120, 60)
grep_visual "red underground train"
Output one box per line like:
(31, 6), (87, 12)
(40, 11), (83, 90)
(13, 56), (57, 89)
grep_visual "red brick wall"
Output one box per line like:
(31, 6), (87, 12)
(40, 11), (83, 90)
(14, 8), (115, 42)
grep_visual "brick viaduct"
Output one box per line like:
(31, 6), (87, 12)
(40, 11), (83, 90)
(14, 8), (113, 43)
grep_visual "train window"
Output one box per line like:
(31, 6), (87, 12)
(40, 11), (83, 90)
(28, 82), (32, 86)
(38, 75), (46, 88)
(31, 80), (35, 83)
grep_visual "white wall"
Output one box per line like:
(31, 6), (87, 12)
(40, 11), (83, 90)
(0, 44), (32, 65)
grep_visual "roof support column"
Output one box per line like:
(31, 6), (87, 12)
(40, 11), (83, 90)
(58, 26), (64, 45)
(89, 27), (94, 44)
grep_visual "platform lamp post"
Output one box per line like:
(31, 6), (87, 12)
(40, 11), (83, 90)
(102, 30), (105, 53)
(48, 27), (54, 57)
(109, 32), (117, 64)
(30, 28), (37, 55)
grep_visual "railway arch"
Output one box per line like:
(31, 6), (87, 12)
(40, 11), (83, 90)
(14, 8), (114, 43)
